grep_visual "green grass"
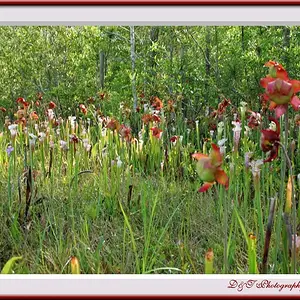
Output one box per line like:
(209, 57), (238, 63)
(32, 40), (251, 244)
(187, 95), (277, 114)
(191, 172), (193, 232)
(0, 89), (299, 275)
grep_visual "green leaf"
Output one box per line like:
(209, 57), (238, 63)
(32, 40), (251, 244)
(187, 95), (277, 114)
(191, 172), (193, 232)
(1, 256), (22, 274)
(234, 207), (249, 247)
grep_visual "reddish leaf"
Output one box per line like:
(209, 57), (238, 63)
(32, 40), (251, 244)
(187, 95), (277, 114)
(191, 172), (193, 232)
(290, 80), (300, 93)
(291, 95), (300, 111)
(260, 76), (274, 88)
(198, 182), (214, 193)
(269, 101), (277, 110)
(263, 145), (279, 163)
(275, 104), (288, 118)
(210, 143), (222, 167)
(192, 153), (208, 161)
(215, 169), (229, 189)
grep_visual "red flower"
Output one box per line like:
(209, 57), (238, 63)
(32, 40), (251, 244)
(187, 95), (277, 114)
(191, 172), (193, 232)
(264, 61), (288, 80)
(151, 97), (163, 110)
(218, 98), (231, 114)
(260, 117), (280, 163)
(16, 117), (26, 127)
(260, 61), (300, 118)
(167, 100), (175, 112)
(49, 101), (56, 109)
(37, 92), (43, 101)
(152, 114), (161, 123)
(17, 97), (29, 109)
(142, 113), (153, 125)
(210, 98), (231, 118)
(170, 135), (178, 143)
(247, 111), (261, 129)
(79, 104), (87, 115)
(16, 109), (25, 119)
(150, 127), (163, 139)
(29, 111), (39, 120)
(0, 107), (6, 112)
(106, 118), (120, 131)
(70, 134), (79, 143)
(98, 92), (106, 100)
(192, 144), (229, 192)
(17, 97), (26, 104)
(88, 97), (95, 104)
(119, 125), (132, 142)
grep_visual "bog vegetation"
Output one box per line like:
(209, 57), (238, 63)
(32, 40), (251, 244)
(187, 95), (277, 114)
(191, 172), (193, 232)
(1, 26), (300, 274)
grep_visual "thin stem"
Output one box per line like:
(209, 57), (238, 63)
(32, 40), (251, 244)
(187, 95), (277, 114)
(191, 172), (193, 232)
(220, 186), (228, 273)
(276, 141), (296, 274)
(262, 197), (276, 274)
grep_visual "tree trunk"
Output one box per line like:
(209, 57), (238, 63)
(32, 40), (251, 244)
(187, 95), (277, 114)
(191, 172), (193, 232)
(149, 27), (159, 95)
(205, 27), (211, 102)
(99, 51), (105, 90)
(282, 26), (290, 70)
(130, 26), (138, 111)
(215, 26), (219, 85)
(241, 26), (245, 51)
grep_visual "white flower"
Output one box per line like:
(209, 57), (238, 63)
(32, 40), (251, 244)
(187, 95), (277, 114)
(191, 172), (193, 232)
(217, 138), (227, 155)
(139, 139), (144, 152)
(209, 130), (214, 137)
(68, 116), (77, 130)
(269, 121), (277, 131)
(205, 107), (210, 116)
(232, 121), (242, 149)
(138, 130), (144, 141)
(38, 132), (46, 143)
(59, 140), (68, 151)
(218, 138), (227, 147)
(47, 109), (55, 120)
(82, 139), (91, 152)
(29, 133), (38, 148)
(244, 152), (253, 169)
(102, 147), (107, 157)
(249, 159), (264, 178)
(116, 156), (122, 168)
(101, 127), (107, 137)
(8, 124), (18, 137)
(240, 102), (248, 117)
(244, 125), (251, 137)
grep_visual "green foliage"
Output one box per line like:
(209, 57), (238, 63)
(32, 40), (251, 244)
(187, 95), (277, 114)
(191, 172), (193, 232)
(1, 256), (22, 274)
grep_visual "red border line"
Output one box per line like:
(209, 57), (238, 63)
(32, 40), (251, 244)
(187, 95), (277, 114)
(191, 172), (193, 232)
(1, 296), (300, 299)
(0, 0), (299, 4)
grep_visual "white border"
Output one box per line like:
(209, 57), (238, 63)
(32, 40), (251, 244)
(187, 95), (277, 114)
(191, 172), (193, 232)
(1, 5), (300, 296)
(0, 6), (300, 24)
(1, 275), (300, 295)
